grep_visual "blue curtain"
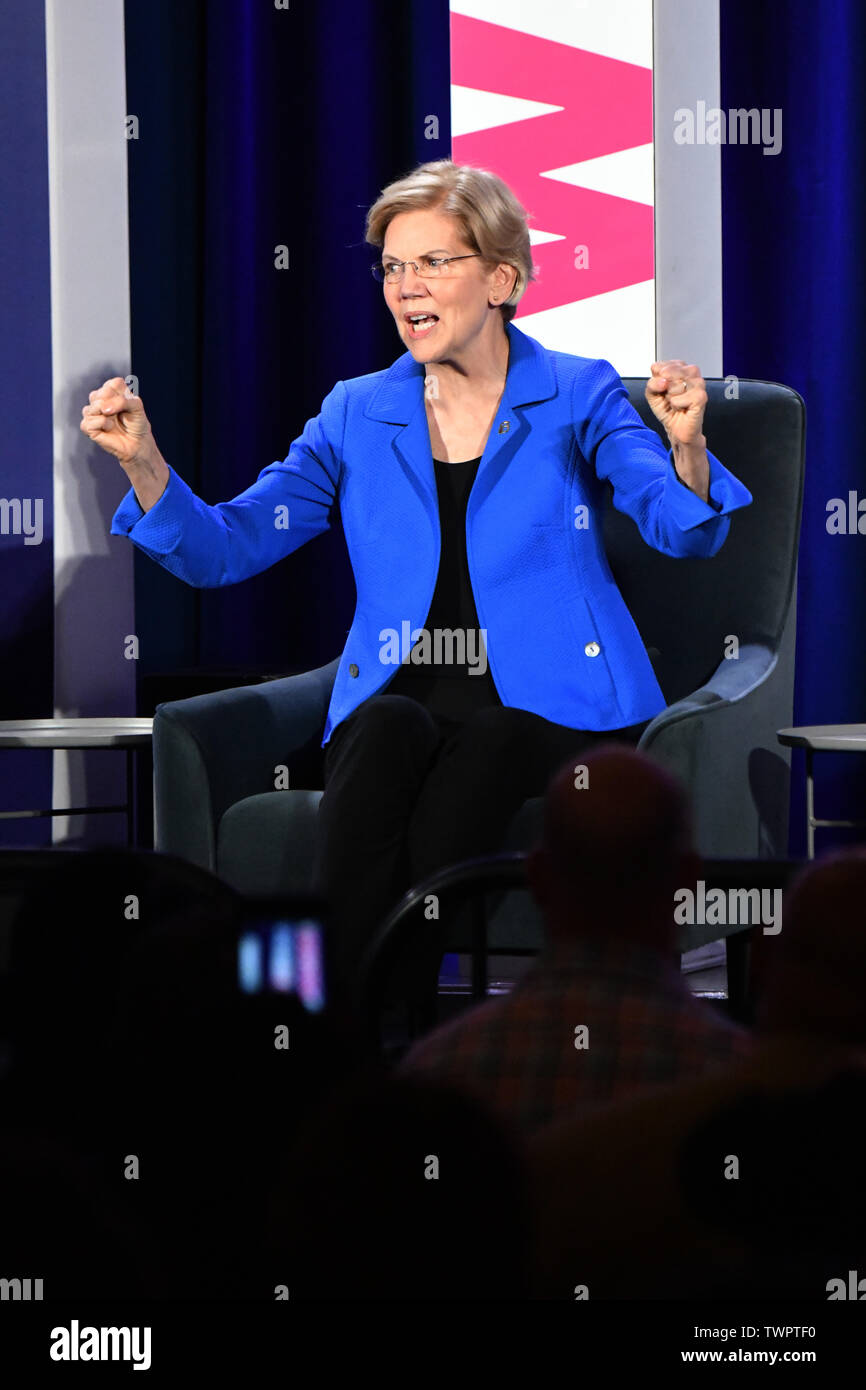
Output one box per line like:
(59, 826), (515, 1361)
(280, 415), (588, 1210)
(720, 0), (866, 854)
(125, 0), (451, 700)
(0, 2), (54, 842)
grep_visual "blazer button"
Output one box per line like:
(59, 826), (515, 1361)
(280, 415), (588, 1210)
(349, 663), (359, 677)
(584, 641), (600, 658)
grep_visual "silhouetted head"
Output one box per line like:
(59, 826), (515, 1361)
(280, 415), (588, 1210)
(753, 847), (866, 1047)
(525, 745), (698, 951)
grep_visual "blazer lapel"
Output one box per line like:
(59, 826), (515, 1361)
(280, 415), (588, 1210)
(363, 321), (559, 521)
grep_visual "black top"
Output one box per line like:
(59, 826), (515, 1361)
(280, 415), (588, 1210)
(385, 456), (502, 722)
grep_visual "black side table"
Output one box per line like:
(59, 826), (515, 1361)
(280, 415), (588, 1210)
(777, 724), (866, 858)
(0, 718), (153, 847)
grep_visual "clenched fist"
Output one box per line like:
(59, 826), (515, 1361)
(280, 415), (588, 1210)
(80, 377), (168, 510)
(645, 360), (708, 449)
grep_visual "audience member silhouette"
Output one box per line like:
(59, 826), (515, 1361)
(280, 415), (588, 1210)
(524, 847), (866, 1298)
(0, 849), (369, 1298)
(750, 845), (866, 1057)
(398, 746), (752, 1130)
(6, 838), (863, 1302)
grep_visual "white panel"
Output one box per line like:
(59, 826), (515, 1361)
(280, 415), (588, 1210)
(542, 143), (655, 207)
(451, 0), (653, 67)
(451, 0), (657, 376)
(45, 0), (135, 843)
(518, 279), (656, 378)
(451, 84), (563, 138)
(450, 2), (721, 376)
(528, 228), (567, 246)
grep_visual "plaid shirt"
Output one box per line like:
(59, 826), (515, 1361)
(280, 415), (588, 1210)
(397, 936), (754, 1134)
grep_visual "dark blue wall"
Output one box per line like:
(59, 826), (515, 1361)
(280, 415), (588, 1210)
(720, 0), (866, 854)
(0, 4), (55, 843)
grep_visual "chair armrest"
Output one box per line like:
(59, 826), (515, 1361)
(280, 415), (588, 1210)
(153, 656), (340, 871)
(639, 644), (788, 859)
(642, 643), (777, 737)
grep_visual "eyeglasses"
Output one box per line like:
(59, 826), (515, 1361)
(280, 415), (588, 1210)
(371, 253), (481, 283)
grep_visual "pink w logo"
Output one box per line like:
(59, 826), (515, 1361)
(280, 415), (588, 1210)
(451, 12), (654, 312)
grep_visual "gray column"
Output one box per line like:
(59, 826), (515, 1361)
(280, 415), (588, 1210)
(653, 0), (723, 375)
(46, 0), (136, 842)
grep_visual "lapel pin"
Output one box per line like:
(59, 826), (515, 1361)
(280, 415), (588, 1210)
(498, 420), (510, 434)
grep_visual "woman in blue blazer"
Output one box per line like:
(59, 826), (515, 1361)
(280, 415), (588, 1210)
(86, 159), (752, 992)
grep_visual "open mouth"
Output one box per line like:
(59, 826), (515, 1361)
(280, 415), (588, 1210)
(406, 313), (439, 339)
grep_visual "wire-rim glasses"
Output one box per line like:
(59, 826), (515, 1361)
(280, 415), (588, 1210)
(371, 253), (481, 283)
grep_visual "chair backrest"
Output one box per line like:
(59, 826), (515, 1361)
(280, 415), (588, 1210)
(606, 380), (805, 705)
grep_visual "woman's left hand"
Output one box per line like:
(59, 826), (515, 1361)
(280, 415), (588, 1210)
(646, 360), (707, 448)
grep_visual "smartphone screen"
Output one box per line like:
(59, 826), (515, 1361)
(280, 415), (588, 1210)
(237, 902), (328, 1013)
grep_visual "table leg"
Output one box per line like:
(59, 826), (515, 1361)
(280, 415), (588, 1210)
(126, 746), (135, 847)
(805, 747), (815, 860)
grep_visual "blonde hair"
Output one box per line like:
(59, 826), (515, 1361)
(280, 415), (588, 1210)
(365, 159), (535, 323)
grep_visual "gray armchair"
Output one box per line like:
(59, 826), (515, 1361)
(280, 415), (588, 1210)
(152, 378), (805, 954)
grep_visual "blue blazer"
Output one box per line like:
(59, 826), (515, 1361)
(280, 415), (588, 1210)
(111, 320), (753, 747)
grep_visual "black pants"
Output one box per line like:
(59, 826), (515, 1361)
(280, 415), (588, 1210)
(311, 693), (650, 989)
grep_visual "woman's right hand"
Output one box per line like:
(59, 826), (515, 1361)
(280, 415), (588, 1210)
(80, 376), (169, 508)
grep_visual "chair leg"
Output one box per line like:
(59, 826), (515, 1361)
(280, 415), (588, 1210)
(725, 931), (754, 1023)
(470, 896), (488, 1001)
(379, 929), (443, 1043)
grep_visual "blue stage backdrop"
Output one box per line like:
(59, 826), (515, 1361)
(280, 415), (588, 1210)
(2, 0), (864, 857)
(720, 0), (866, 854)
(0, 3), (54, 844)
